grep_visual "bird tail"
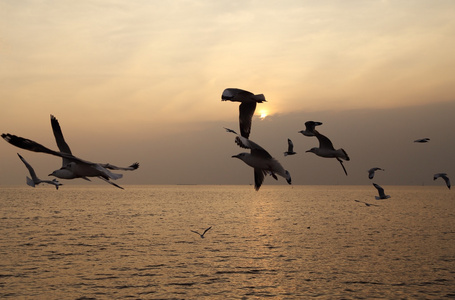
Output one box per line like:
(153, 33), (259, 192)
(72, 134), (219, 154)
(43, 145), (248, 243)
(285, 170), (292, 185)
(26, 176), (35, 187)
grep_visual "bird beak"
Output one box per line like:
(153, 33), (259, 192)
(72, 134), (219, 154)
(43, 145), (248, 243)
(232, 154), (240, 158)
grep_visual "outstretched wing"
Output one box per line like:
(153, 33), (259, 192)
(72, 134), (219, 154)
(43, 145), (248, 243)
(17, 153), (39, 181)
(287, 139), (294, 152)
(239, 101), (256, 139)
(235, 136), (272, 159)
(314, 130), (335, 150)
(101, 162), (139, 171)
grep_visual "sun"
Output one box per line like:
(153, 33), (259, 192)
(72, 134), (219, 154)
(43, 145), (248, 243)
(259, 110), (268, 120)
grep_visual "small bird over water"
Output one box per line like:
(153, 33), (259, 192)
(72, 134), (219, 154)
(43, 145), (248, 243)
(433, 173), (450, 189)
(298, 121), (323, 137)
(284, 138), (296, 156)
(373, 183), (391, 200)
(191, 226), (212, 238)
(306, 130), (350, 176)
(221, 88), (266, 139)
(368, 167), (384, 179)
(17, 153), (62, 189)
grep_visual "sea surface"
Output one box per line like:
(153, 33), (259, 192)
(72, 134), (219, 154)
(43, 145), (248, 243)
(0, 185), (454, 299)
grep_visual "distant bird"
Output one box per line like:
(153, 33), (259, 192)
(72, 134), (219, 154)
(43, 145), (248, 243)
(191, 226), (212, 238)
(368, 167), (384, 179)
(224, 127), (238, 135)
(232, 135), (291, 191)
(284, 139), (296, 156)
(298, 121), (323, 137)
(17, 153), (62, 189)
(433, 173), (450, 189)
(305, 130), (350, 175)
(354, 199), (379, 207)
(2, 115), (139, 189)
(414, 138), (430, 143)
(373, 183), (391, 199)
(221, 88), (266, 139)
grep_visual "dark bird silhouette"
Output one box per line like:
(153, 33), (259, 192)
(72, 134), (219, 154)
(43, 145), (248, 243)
(17, 153), (62, 189)
(373, 183), (391, 199)
(298, 121), (323, 137)
(284, 138), (296, 156)
(191, 226), (212, 238)
(414, 138), (430, 143)
(368, 167), (384, 179)
(434, 173), (450, 189)
(221, 88), (266, 139)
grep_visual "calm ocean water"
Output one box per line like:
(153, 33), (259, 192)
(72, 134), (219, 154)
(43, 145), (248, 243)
(0, 185), (454, 299)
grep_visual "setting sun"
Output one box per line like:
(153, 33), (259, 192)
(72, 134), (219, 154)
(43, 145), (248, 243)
(259, 110), (268, 119)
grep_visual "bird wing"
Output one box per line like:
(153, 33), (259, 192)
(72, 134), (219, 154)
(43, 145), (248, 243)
(17, 153), (39, 181)
(239, 101), (256, 139)
(254, 168), (266, 191)
(287, 139), (294, 152)
(50, 115), (73, 166)
(314, 130), (335, 150)
(3, 134), (92, 166)
(235, 136), (272, 159)
(368, 170), (375, 179)
(336, 157), (348, 176)
(190, 230), (201, 235)
(373, 183), (386, 197)
(443, 176), (451, 189)
(224, 127), (238, 135)
(305, 121), (322, 133)
(203, 226), (212, 235)
(100, 162), (139, 171)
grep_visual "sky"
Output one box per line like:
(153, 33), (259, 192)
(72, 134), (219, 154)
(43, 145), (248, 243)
(1, 0), (455, 187)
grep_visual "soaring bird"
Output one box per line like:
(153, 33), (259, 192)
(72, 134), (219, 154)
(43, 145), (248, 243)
(191, 226), (212, 238)
(368, 167), (384, 179)
(373, 183), (391, 200)
(433, 173), (450, 189)
(305, 130), (350, 176)
(414, 138), (430, 143)
(232, 136), (291, 191)
(298, 121), (323, 137)
(2, 115), (139, 189)
(284, 138), (296, 156)
(221, 88), (266, 139)
(17, 153), (62, 189)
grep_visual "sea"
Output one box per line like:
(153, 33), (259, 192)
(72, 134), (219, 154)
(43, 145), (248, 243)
(0, 185), (454, 299)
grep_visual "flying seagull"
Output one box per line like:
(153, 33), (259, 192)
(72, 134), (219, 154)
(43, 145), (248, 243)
(373, 183), (391, 200)
(232, 135), (291, 191)
(17, 153), (62, 189)
(305, 130), (350, 175)
(191, 226), (212, 238)
(368, 167), (384, 179)
(284, 138), (296, 156)
(433, 173), (450, 189)
(2, 115), (139, 189)
(414, 138), (430, 143)
(221, 88), (266, 139)
(298, 121), (323, 137)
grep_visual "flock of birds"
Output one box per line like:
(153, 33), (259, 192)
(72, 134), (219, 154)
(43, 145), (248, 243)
(220, 88), (451, 199)
(1, 88), (451, 199)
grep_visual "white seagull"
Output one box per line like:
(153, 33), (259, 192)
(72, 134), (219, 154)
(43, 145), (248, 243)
(373, 183), (391, 199)
(433, 173), (450, 189)
(298, 121), (323, 137)
(305, 130), (350, 176)
(17, 153), (62, 189)
(414, 138), (430, 143)
(368, 167), (384, 179)
(2, 115), (139, 189)
(191, 226), (212, 238)
(232, 136), (291, 191)
(284, 138), (296, 156)
(221, 88), (266, 139)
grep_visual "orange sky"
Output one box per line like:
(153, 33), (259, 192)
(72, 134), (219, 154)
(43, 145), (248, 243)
(1, 1), (455, 187)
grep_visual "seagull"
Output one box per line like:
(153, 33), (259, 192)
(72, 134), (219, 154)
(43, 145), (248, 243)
(232, 135), (291, 191)
(305, 130), (350, 175)
(434, 173), (450, 189)
(224, 127), (238, 135)
(373, 183), (391, 199)
(221, 88), (266, 139)
(191, 226), (212, 238)
(368, 167), (384, 179)
(284, 138), (296, 156)
(17, 153), (62, 189)
(2, 115), (139, 189)
(414, 138), (430, 143)
(298, 121), (323, 137)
